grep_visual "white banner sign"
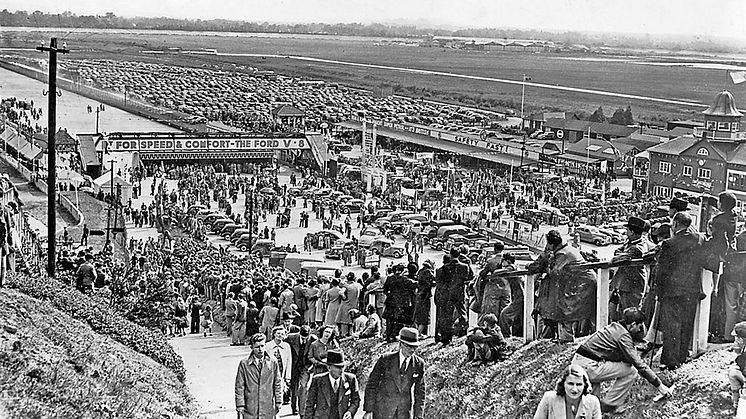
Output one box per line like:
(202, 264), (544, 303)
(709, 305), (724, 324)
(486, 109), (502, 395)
(106, 137), (310, 152)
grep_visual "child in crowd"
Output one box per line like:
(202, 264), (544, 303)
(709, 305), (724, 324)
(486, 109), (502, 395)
(201, 304), (214, 337)
(466, 313), (511, 366)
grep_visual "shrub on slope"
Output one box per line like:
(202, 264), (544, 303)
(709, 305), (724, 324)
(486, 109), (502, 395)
(0, 288), (196, 418)
(7, 272), (186, 382)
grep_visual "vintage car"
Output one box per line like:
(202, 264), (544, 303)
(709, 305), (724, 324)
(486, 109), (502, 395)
(340, 199), (365, 214)
(325, 238), (357, 259)
(219, 223), (243, 240)
(575, 225), (611, 246)
(211, 218), (235, 234)
(358, 228), (384, 248)
(230, 228), (252, 244)
(369, 237), (405, 259)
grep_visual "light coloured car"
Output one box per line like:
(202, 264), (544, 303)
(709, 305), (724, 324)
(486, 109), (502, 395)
(359, 228), (384, 248)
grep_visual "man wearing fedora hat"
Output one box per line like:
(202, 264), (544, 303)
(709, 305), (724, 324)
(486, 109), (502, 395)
(364, 327), (425, 419)
(609, 216), (648, 322)
(305, 349), (360, 419)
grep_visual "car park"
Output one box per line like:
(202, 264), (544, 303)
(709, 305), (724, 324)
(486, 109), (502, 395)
(575, 225), (611, 246)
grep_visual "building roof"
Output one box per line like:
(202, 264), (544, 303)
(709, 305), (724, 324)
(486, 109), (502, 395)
(615, 133), (663, 150)
(725, 142), (746, 166)
(703, 90), (743, 117)
(564, 137), (627, 161)
(272, 104), (305, 117)
(588, 122), (638, 138)
(56, 129), (78, 146)
(646, 135), (699, 156)
(77, 134), (102, 168)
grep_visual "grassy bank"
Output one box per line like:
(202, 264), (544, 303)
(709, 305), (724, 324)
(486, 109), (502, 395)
(0, 287), (196, 418)
(341, 336), (734, 418)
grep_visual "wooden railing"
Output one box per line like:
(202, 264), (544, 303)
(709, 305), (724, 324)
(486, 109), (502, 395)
(365, 257), (720, 356)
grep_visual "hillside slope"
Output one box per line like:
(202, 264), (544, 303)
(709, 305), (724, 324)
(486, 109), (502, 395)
(342, 336), (734, 418)
(0, 288), (196, 418)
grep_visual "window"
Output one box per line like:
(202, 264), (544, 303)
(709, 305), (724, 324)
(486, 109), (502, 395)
(706, 121), (717, 130)
(658, 161), (671, 173)
(718, 122), (731, 131)
(697, 147), (709, 156)
(734, 122), (740, 132)
(653, 185), (672, 197)
(698, 168), (711, 179)
(683, 166), (692, 176)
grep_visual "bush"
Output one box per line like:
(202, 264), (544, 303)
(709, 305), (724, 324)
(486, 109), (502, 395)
(7, 272), (186, 382)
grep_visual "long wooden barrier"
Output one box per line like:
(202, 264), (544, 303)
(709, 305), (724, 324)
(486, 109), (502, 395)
(493, 257), (723, 355)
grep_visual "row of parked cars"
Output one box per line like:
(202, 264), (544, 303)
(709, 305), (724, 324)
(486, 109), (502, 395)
(187, 204), (277, 256)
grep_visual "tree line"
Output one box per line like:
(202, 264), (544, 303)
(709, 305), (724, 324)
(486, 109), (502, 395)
(0, 9), (740, 53)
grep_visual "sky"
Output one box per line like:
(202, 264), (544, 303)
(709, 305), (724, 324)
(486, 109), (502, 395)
(4, 0), (746, 41)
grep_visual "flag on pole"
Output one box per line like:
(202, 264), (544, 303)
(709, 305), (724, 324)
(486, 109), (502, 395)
(730, 71), (746, 85)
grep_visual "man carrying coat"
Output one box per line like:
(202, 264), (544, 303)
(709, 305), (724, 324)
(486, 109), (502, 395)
(364, 327), (426, 419)
(304, 349), (361, 419)
(235, 333), (282, 418)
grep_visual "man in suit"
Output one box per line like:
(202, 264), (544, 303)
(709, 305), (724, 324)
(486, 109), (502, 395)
(656, 211), (703, 370)
(364, 327), (426, 419)
(305, 349), (361, 419)
(293, 277), (309, 325)
(287, 325), (316, 418)
(610, 216), (648, 321)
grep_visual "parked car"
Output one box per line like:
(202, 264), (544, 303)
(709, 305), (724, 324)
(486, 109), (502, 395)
(359, 228), (384, 248)
(575, 225), (611, 246)
(515, 209), (544, 224)
(211, 218), (234, 234)
(421, 219), (455, 242)
(325, 238), (356, 259)
(252, 239), (277, 257)
(391, 214), (429, 233)
(187, 204), (207, 216)
(220, 223), (243, 240)
(340, 199), (365, 214)
(376, 210), (414, 229)
(369, 238), (405, 258)
(230, 228), (252, 244)
(284, 254), (325, 275)
(195, 209), (215, 222)
(597, 227), (624, 244)
(235, 234), (256, 252)
(203, 213), (227, 228)
(363, 208), (393, 224)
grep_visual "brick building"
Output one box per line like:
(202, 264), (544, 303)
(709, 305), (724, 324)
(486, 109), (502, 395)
(645, 90), (746, 212)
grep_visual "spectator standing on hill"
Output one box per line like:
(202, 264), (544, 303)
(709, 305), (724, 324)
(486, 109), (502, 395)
(235, 333), (282, 419)
(656, 212), (703, 370)
(413, 260), (435, 337)
(609, 216), (648, 322)
(287, 325), (315, 418)
(364, 327), (425, 419)
(337, 273), (362, 337)
(305, 349), (360, 419)
(232, 294), (248, 346)
(383, 264), (418, 343)
(75, 254), (97, 293)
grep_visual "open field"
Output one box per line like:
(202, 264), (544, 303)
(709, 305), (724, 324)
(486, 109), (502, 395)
(4, 30), (745, 121)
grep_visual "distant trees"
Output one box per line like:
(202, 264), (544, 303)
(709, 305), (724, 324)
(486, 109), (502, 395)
(588, 107), (606, 123)
(609, 106), (634, 125)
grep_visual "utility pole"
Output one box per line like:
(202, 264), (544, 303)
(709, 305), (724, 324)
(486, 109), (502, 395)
(94, 104), (105, 133)
(37, 37), (69, 278)
(105, 159), (114, 246)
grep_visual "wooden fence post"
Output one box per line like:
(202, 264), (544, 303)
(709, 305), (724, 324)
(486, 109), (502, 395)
(693, 268), (715, 356)
(596, 268), (610, 332)
(523, 274), (536, 343)
(428, 294), (436, 337)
